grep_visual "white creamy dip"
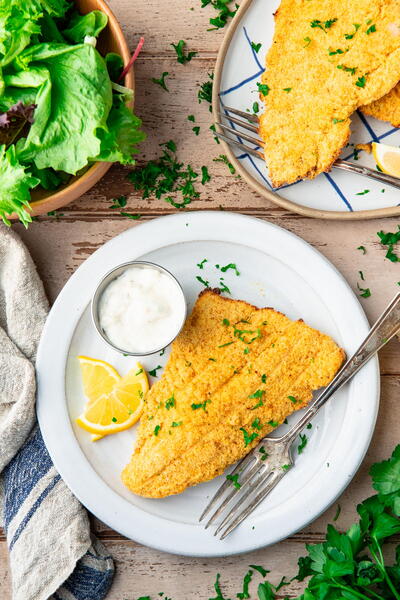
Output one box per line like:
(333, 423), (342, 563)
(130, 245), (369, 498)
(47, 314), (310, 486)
(98, 265), (186, 354)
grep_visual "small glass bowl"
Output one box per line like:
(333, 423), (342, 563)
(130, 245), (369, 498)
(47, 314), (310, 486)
(91, 260), (187, 356)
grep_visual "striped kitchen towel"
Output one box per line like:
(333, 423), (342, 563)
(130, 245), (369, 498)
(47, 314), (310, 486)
(0, 226), (114, 600)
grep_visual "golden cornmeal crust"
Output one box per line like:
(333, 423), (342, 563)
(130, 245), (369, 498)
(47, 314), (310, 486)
(121, 290), (345, 498)
(259, 0), (400, 187)
(361, 83), (400, 127)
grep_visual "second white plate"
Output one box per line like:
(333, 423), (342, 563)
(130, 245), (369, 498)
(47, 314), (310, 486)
(36, 212), (379, 556)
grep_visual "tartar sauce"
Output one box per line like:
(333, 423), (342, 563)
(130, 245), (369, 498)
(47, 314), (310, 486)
(98, 264), (186, 354)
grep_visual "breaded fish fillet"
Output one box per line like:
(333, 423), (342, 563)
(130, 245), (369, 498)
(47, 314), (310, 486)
(361, 83), (400, 127)
(122, 290), (345, 498)
(259, 0), (400, 187)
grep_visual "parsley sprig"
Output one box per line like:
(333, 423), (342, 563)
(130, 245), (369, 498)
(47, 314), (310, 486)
(200, 0), (239, 31)
(171, 40), (197, 64)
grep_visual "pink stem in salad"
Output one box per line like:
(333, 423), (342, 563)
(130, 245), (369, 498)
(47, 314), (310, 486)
(118, 36), (145, 82)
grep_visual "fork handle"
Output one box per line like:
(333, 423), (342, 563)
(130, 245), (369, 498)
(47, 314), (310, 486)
(334, 159), (400, 190)
(280, 292), (400, 445)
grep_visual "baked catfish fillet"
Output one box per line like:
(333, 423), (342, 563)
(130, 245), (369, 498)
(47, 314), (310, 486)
(361, 83), (400, 128)
(122, 290), (345, 498)
(259, 0), (400, 187)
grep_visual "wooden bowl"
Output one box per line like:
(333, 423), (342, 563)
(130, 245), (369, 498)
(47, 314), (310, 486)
(10, 0), (134, 220)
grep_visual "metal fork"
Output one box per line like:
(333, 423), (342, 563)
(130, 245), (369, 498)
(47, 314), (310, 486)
(215, 106), (400, 190)
(200, 292), (400, 539)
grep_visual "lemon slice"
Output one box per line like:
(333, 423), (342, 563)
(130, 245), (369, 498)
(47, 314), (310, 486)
(76, 363), (148, 436)
(78, 356), (120, 405)
(372, 142), (400, 177)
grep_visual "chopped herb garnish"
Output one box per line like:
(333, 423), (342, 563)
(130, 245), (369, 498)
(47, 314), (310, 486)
(218, 341), (234, 348)
(226, 473), (241, 489)
(222, 318), (230, 326)
(344, 23), (360, 39)
(298, 433), (308, 454)
(257, 82), (270, 96)
(288, 395), (298, 404)
(377, 226), (400, 262)
(366, 24), (376, 34)
(303, 36), (312, 47)
(221, 262), (240, 275)
(192, 126), (200, 136)
(249, 389), (265, 400)
(171, 421), (182, 427)
(252, 101), (259, 113)
(244, 347), (250, 355)
(357, 245), (366, 254)
(261, 374), (267, 383)
(208, 357), (217, 362)
(160, 348), (165, 356)
(249, 564), (269, 577)
(281, 464), (291, 471)
(111, 416), (117, 423)
(201, 165), (211, 185)
(196, 275), (209, 287)
(237, 569), (253, 599)
(357, 283), (371, 298)
(151, 71), (169, 91)
(332, 118), (345, 124)
(359, 270), (365, 281)
(251, 41), (262, 53)
(283, 87), (292, 93)
(197, 258), (208, 269)
(202, 0), (239, 31)
(154, 424), (161, 436)
(213, 154), (236, 174)
(337, 64), (357, 75)
(120, 212), (141, 220)
(219, 279), (231, 294)
(268, 419), (279, 427)
(149, 365), (162, 377)
(165, 394), (175, 410)
(328, 48), (345, 55)
(188, 115), (195, 122)
(110, 195), (127, 209)
(259, 446), (269, 460)
(356, 75), (367, 88)
(171, 40), (197, 64)
(135, 368), (143, 376)
(233, 325), (261, 344)
(333, 503), (341, 521)
(240, 427), (259, 447)
(209, 124), (220, 144)
(198, 73), (213, 111)
(310, 18), (337, 32)
(356, 189), (370, 195)
(307, 422), (313, 429)
(191, 400), (208, 410)
(251, 417), (262, 431)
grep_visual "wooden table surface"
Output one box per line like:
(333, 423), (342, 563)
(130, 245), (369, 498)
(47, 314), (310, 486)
(1, 1), (400, 597)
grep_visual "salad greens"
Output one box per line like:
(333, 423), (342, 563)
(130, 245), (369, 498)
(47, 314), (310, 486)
(0, 0), (145, 226)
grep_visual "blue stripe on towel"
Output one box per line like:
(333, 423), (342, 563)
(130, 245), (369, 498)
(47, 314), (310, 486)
(9, 473), (61, 551)
(62, 563), (114, 600)
(3, 427), (53, 526)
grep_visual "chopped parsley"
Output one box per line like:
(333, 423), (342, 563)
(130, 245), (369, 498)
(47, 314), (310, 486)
(337, 64), (357, 75)
(240, 427), (259, 447)
(281, 464), (291, 471)
(154, 424), (161, 436)
(357, 245), (366, 254)
(198, 73), (213, 111)
(151, 71), (169, 91)
(218, 279), (231, 294)
(357, 283), (371, 298)
(171, 421), (182, 427)
(332, 118), (345, 124)
(222, 318), (230, 326)
(128, 140), (201, 209)
(201, 0), (239, 31)
(366, 24), (376, 34)
(328, 48), (345, 55)
(197, 258), (208, 269)
(377, 226), (400, 262)
(249, 564), (269, 577)
(259, 446), (269, 461)
(110, 195), (127, 209)
(111, 416), (117, 423)
(356, 189), (370, 195)
(196, 275), (209, 287)
(356, 75), (367, 88)
(288, 395), (298, 404)
(120, 212), (141, 220)
(249, 389), (265, 400)
(283, 87), (292, 93)
(303, 36), (312, 47)
(251, 417), (262, 431)
(243, 347), (250, 355)
(209, 123), (220, 144)
(149, 365), (162, 377)
(188, 115), (195, 122)
(233, 324), (261, 344)
(251, 41), (262, 53)
(261, 374), (267, 383)
(165, 394), (175, 410)
(135, 368), (143, 376)
(171, 40), (197, 64)
(191, 400), (208, 410)
(359, 270), (365, 281)
(268, 419), (279, 427)
(257, 82), (270, 96)
(213, 154), (236, 174)
(298, 433), (308, 454)
(192, 126), (200, 136)
(226, 473), (241, 489)
(252, 101), (259, 113)
(218, 341), (234, 348)
(221, 262), (240, 275)
(307, 422), (313, 429)
(201, 166), (211, 184)
(344, 23), (360, 39)
(237, 569), (253, 599)
(310, 18), (337, 32)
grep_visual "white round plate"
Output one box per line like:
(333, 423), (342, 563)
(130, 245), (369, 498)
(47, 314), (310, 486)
(36, 212), (379, 557)
(213, 0), (400, 219)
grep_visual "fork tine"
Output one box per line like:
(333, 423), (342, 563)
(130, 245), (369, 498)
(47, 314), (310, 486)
(219, 114), (259, 133)
(212, 132), (264, 159)
(199, 453), (257, 522)
(217, 123), (264, 147)
(223, 105), (259, 123)
(204, 458), (268, 529)
(218, 470), (285, 540)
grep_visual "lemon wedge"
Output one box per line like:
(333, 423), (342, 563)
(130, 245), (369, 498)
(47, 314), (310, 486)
(372, 142), (400, 177)
(76, 361), (148, 437)
(78, 356), (120, 406)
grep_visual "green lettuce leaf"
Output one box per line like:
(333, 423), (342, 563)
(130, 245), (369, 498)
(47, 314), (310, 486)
(0, 144), (39, 226)
(94, 96), (146, 165)
(62, 10), (108, 43)
(14, 43), (112, 174)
